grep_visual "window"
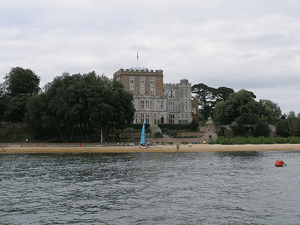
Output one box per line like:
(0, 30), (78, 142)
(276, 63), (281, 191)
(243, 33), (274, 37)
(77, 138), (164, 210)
(169, 114), (175, 124)
(130, 90), (134, 94)
(145, 100), (149, 109)
(179, 119), (188, 124)
(169, 90), (175, 98)
(160, 101), (164, 110)
(150, 90), (155, 95)
(135, 113), (138, 124)
(150, 77), (155, 84)
(130, 76), (134, 84)
(140, 77), (145, 84)
(145, 113), (149, 124)
(140, 89), (145, 95)
(154, 113), (156, 125)
(141, 113), (144, 123)
(168, 102), (175, 111)
(141, 101), (144, 109)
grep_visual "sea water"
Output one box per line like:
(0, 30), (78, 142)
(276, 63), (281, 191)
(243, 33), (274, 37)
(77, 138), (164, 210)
(1, 150), (300, 224)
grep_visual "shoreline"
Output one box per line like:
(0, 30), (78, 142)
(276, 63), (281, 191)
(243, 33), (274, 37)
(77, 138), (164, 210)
(1, 143), (300, 154)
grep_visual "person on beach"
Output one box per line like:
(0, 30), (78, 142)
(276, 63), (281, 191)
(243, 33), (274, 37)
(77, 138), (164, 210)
(177, 144), (179, 150)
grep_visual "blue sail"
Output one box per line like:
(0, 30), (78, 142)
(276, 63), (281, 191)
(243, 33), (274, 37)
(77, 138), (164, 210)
(140, 122), (145, 145)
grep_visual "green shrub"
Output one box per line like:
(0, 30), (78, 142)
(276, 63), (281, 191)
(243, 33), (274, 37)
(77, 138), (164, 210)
(181, 141), (188, 144)
(161, 128), (168, 134)
(131, 123), (150, 130)
(262, 137), (275, 144)
(169, 142), (173, 145)
(231, 136), (248, 145)
(275, 137), (288, 144)
(216, 136), (232, 145)
(289, 136), (300, 144)
(169, 130), (178, 137)
(218, 127), (226, 137)
(159, 124), (191, 130)
(208, 140), (216, 144)
(154, 132), (163, 138)
(248, 137), (263, 144)
(190, 118), (199, 131)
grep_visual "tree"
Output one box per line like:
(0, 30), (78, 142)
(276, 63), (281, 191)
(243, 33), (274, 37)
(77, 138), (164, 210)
(287, 111), (300, 136)
(4, 67), (40, 96)
(214, 90), (259, 125)
(0, 83), (9, 120)
(190, 118), (199, 131)
(4, 94), (29, 122)
(192, 83), (234, 121)
(259, 99), (282, 125)
(214, 89), (262, 136)
(212, 87), (234, 103)
(26, 72), (135, 142)
(253, 118), (271, 137)
(192, 83), (214, 120)
(2, 67), (40, 122)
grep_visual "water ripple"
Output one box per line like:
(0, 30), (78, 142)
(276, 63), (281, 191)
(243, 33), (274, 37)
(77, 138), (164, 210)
(1, 151), (300, 224)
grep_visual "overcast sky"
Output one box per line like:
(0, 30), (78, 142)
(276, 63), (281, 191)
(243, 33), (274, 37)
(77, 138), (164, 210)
(1, 0), (299, 114)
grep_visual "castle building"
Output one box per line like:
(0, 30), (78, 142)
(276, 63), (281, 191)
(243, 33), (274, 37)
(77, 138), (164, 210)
(113, 67), (192, 125)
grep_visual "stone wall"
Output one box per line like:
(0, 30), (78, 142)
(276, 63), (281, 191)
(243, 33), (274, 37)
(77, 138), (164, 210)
(177, 132), (204, 137)
(146, 135), (207, 145)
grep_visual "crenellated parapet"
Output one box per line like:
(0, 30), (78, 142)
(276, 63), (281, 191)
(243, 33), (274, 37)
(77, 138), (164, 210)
(113, 67), (163, 79)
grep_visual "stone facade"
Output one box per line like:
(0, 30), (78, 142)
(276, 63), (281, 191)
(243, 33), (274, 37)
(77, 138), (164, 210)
(199, 119), (218, 141)
(113, 67), (193, 125)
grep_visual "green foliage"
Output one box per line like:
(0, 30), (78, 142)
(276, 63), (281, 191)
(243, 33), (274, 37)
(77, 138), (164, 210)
(208, 140), (216, 144)
(2, 67), (41, 122)
(216, 136), (233, 145)
(169, 142), (173, 145)
(168, 130), (178, 137)
(253, 119), (270, 137)
(259, 99), (282, 125)
(192, 83), (234, 121)
(288, 136), (300, 144)
(190, 118), (199, 131)
(131, 124), (150, 130)
(275, 119), (289, 137)
(261, 137), (276, 144)
(4, 94), (29, 122)
(154, 132), (163, 138)
(25, 72), (135, 142)
(158, 124), (191, 130)
(230, 124), (252, 137)
(214, 89), (261, 126)
(181, 141), (188, 144)
(275, 112), (300, 137)
(217, 126), (226, 137)
(214, 136), (277, 145)
(231, 136), (248, 145)
(274, 137), (288, 144)
(4, 67), (40, 97)
(161, 128), (168, 134)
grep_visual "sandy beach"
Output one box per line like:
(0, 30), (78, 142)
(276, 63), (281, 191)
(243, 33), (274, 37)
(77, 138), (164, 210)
(1, 143), (300, 154)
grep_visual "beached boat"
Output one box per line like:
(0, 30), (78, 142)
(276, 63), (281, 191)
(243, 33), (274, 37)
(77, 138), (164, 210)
(140, 122), (147, 149)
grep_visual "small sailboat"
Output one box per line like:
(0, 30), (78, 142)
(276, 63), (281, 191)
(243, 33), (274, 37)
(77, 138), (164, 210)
(140, 121), (147, 149)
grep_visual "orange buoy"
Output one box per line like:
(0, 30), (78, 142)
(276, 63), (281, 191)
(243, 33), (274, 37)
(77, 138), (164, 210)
(275, 160), (286, 167)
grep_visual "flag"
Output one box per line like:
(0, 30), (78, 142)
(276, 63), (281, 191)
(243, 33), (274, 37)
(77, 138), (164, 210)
(137, 51), (139, 60)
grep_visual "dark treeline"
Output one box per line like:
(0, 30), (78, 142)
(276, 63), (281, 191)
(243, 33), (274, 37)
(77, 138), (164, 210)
(192, 83), (298, 138)
(1, 67), (299, 142)
(0, 67), (135, 142)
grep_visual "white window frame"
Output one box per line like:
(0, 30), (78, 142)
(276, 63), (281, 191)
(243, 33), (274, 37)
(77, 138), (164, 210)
(168, 102), (175, 111)
(140, 77), (145, 84)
